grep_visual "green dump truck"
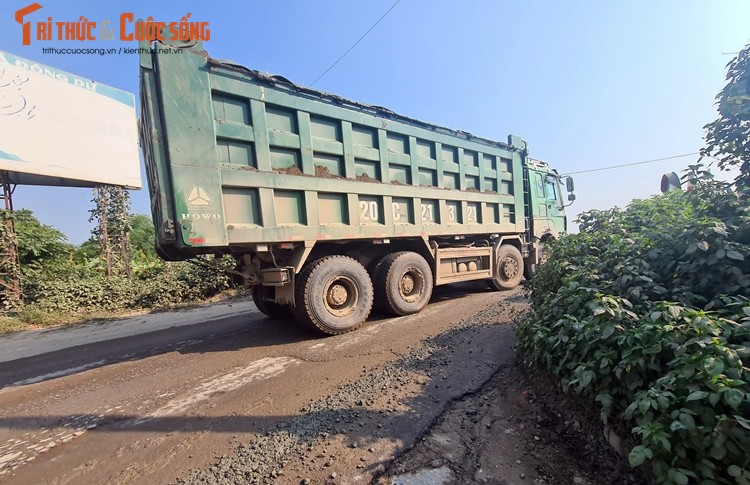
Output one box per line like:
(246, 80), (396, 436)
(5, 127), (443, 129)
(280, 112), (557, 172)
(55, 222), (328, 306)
(139, 40), (575, 335)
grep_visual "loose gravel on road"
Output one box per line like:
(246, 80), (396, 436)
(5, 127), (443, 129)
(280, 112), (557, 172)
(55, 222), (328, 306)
(179, 295), (524, 485)
(179, 289), (639, 485)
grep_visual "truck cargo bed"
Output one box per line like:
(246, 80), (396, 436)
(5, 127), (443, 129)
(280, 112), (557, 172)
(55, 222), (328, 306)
(140, 42), (526, 257)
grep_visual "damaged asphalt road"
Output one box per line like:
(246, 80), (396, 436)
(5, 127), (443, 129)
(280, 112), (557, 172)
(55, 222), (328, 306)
(0, 284), (637, 484)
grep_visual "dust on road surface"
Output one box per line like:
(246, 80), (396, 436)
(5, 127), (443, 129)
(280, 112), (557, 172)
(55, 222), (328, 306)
(0, 284), (637, 484)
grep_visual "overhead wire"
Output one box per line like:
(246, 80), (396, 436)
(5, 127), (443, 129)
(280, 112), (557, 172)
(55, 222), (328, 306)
(561, 152), (703, 176)
(309, 0), (401, 87)
(308, 9), (714, 179)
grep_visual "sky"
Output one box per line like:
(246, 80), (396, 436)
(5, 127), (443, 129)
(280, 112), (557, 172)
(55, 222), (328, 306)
(0, 0), (748, 244)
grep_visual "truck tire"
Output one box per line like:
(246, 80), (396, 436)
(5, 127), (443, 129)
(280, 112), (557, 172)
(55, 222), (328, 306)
(367, 255), (390, 283)
(488, 245), (523, 290)
(375, 251), (433, 316)
(368, 254), (391, 313)
(293, 256), (374, 335)
(252, 286), (292, 319)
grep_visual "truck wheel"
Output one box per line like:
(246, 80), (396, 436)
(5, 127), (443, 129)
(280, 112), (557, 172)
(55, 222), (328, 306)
(376, 251), (433, 316)
(293, 256), (374, 335)
(488, 245), (523, 290)
(252, 286), (292, 319)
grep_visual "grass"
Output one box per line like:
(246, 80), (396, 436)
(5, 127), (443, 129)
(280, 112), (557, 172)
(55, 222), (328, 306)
(0, 316), (28, 334)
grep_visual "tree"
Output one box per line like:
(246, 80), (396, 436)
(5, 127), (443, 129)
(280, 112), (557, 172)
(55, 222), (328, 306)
(702, 42), (750, 190)
(129, 214), (157, 261)
(14, 209), (73, 268)
(77, 214), (156, 262)
(89, 186), (132, 277)
(75, 238), (100, 261)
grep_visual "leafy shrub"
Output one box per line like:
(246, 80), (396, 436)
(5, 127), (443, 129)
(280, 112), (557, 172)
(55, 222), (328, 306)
(2, 210), (237, 326)
(21, 256), (235, 314)
(30, 274), (136, 313)
(702, 41), (750, 190)
(132, 257), (235, 308)
(517, 177), (750, 484)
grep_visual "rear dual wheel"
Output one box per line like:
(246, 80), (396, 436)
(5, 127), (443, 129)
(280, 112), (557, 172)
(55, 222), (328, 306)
(293, 256), (374, 335)
(374, 251), (433, 316)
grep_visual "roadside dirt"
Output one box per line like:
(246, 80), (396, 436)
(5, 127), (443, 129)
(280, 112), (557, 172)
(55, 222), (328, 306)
(382, 360), (645, 485)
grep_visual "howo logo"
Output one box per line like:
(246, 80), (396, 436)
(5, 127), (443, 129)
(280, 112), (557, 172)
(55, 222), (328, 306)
(186, 185), (212, 210)
(181, 213), (222, 221)
(182, 186), (221, 221)
(15, 3), (42, 46)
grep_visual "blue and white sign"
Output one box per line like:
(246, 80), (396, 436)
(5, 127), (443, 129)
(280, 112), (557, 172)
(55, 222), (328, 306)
(0, 50), (141, 188)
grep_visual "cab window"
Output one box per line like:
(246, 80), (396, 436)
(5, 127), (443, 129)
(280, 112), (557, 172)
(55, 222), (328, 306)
(545, 179), (558, 201)
(535, 174), (544, 198)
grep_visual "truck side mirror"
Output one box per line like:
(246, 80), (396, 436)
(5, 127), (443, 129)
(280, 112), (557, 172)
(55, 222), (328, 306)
(568, 193), (576, 202)
(566, 177), (575, 192)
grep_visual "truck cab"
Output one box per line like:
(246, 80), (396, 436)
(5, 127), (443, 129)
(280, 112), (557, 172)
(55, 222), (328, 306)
(526, 158), (574, 248)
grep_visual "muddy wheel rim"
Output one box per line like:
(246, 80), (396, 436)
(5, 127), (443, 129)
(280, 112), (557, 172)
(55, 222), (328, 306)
(500, 257), (520, 281)
(324, 275), (359, 317)
(399, 268), (423, 303)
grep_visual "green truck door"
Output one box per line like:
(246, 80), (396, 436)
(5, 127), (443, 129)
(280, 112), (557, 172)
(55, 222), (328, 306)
(530, 169), (565, 238)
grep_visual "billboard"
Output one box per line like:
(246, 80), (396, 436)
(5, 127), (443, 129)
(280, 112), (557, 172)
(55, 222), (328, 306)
(0, 50), (141, 188)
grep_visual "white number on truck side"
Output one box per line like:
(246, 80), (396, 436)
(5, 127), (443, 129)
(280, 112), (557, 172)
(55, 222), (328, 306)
(467, 205), (478, 223)
(360, 200), (379, 222)
(447, 205), (456, 222)
(420, 203), (434, 222)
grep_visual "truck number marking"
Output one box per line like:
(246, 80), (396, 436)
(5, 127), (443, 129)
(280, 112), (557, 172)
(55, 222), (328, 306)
(447, 205), (456, 222)
(392, 202), (401, 222)
(467, 206), (477, 223)
(360, 200), (379, 222)
(420, 203), (434, 222)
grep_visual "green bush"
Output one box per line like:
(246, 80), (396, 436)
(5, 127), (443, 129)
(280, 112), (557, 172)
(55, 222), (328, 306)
(2, 210), (237, 327)
(30, 275), (136, 313)
(131, 257), (236, 308)
(22, 256), (235, 314)
(517, 175), (750, 484)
